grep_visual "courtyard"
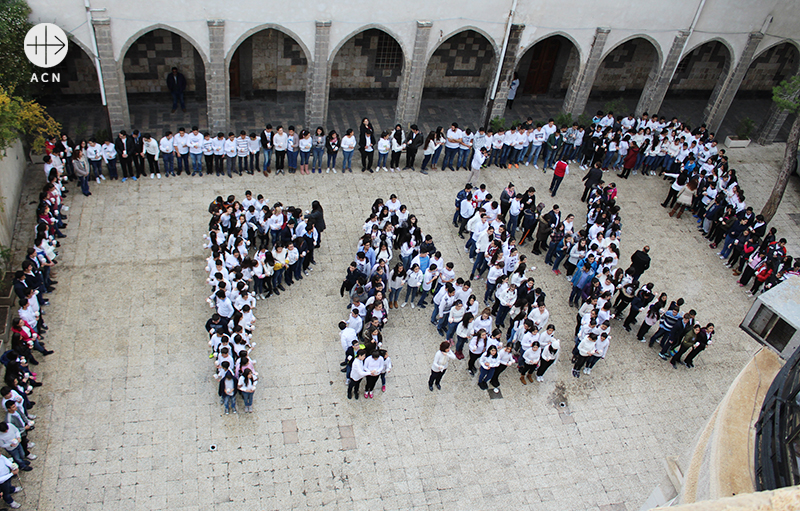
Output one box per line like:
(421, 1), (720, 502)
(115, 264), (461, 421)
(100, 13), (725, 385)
(8, 140), (800, 510)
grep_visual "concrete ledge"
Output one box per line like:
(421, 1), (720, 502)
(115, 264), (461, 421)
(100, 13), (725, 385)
(656, 485), (800, 510)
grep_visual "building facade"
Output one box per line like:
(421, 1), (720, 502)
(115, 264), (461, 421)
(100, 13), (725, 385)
(28, 0), (800, 142)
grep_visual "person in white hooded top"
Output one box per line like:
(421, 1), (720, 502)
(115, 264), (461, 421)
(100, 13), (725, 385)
(347, 350), (368, 399)
(583, 332), (609, 375)
(519, 341), (541, 384)
(536, 338), (560, 381)
(429, 341), (457, 390)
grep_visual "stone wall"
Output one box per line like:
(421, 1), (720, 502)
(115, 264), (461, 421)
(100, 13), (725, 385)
(330, 29), (403, 99)
(740, 42), (799, 91)
(52, 45), (101, 95)
(423, 30), (495, 95)
(670, 41), (729, 91)
(0, 141), (27, 248)
(249, 30), (307, 91)
(123, 29), (205, 94)
(591, 38), (658, 94)
(557, 45), (580, 92)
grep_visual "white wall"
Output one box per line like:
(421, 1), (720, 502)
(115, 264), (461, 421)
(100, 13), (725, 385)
(0, 140), (28, 248)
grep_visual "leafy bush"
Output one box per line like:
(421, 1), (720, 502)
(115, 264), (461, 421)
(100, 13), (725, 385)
(603, 97), (628, 116)
(0, 0), (33, 95)
(490, 117), (506, 132)
(0, 87), (61, 159)
(554, 112), (572, 127)
(736, 117), (755, 140)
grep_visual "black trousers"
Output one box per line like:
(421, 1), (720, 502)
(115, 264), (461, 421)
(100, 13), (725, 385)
(360, 149), (374, 171)
(390, 151), (401, 169)
(428, 369), (446, 386)
(215, 155), (224, 175)
(406, 149), (417, 168)
(467, 352), (480, 372)
(119, 157), (133, 178)
(662, 188), (680, 208)
(146, 153), (159, 174)
(347, 378), (361, 399)
(204, 155), (214, 174)
(489, 364), (507, 386)
(133, 154), (145, 177)
(364, 375), (380, 392)
(275, 150), (286, 170)
(537, 357), (555, 377)
(683, 346), (705, 365)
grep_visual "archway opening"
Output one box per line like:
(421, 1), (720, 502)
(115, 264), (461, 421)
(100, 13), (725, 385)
(122, 29), (207, 130)
(228, 28), (307, 127)
(417, 29), (495, 132)
(327, 28), (404, 132)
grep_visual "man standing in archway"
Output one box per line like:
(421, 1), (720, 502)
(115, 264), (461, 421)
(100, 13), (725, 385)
(167, 67), (187, 113)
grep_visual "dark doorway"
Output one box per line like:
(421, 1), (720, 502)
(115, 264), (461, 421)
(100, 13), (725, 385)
(229, 49), (241, 98)
(524, 38), (560, 95)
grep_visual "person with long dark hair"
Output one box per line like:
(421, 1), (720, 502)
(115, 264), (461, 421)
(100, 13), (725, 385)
(359, 118), (376, 173)
(429, 341), (457, 391)
(305, 200), (325, 248)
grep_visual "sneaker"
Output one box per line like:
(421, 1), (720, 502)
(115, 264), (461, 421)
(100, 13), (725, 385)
(96, 177), (101, 184)
(121, 177), (127, 183)
(534, 164), (539, 169)
(26, 453), (37, 460)
(100, 174), (106, 180)
(157, 173), (161, 179)
(333, 169), (337, 173)
(537, 376), (544, 382)
(132, 176), (138, 181)
(10, 501), (20, 509)
(326, 169), (330, 174)
(382, 385), (386, 392)
(639, 338), (646, 342)
(658, 353), (668, 360)
(27, 443), (35, 449)
(586, 368), (592, 375)
(401, 302), (407, 308)
(27, 414), (36, 420)
(524, 162), (529, 166)
(411, 303), (415, 308)
(150, 173), (155, 179)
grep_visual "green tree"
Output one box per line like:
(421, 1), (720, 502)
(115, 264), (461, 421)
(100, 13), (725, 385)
(0, 0), (33, 96)
(0, 87), (61, 161)
(761, 76), (800, 223)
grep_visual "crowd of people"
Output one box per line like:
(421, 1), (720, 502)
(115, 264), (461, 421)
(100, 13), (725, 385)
(204, 193), (326, 413)
(0, 155), (66, 508)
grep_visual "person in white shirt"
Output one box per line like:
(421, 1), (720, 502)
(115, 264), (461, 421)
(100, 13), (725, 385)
(340, 128), (356, 173)
(458, 128), (473, 170)
(236, 130), (250, 175)
(443, 123), (463, 171)
(223, 132), (237, 178)
(101, 139), (118, 180)
(584, 332), (609, 375)
(142, 133), (161, 179)
(347, 350), (368, 399)
(272, 126), (288, 174)
(0, 453), (23, 507)
(211, 132), (225, 176)
(187, 126), (204, 176)
(173, 127), (190, 175)
(429, 341), (457, 390)
(468, 147), (487, 185)
(85, 139), (104, 183)
(477, 345), (500, 389)
(247, 133), (261, 174)
(159, 131), (175, 176)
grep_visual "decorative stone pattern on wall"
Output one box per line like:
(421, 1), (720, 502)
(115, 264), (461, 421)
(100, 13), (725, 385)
(424, 30), (495, 89)
(52, 45), (101, 95)
(250, 30), (307, 91)
(740, 42), (799, 91)
(123, 29), (202, 93)
(670, 41), (729, 90)
(330, 29), (403, 90)
(591, 39), (658, 92)
(558, 45), (580, 91)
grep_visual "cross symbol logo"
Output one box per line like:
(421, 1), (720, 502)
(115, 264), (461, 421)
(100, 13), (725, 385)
(24, 23), (68, 68)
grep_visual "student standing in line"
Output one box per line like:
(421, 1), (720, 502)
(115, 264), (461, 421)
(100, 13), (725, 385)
(238, 368), (257, 412)
(287, 126), (300, 174)
(390, 125), (405, 172)
(536, 339), (559, 382)
(584, 332), (609, 375)
(359, 118), (376, 173)
(429, 341), (457, 391)
(477, 345), (499, 390)
(159, 131), (175, 177)
(379, 349), (392, 392)
(347, 350), (368, 399)
(362, 350), (385, 398)
(489, 343), (515, 387)
(260, 124), (273, 176)
(272, 126), (288, 175)
(223, 132), (237, 178)
(312, 127), (326, 174)
(377, 131), (391, 172)
(467, 329), (488, 376)
(298, 130), (312, 175)
(341, 129), (356, 173)
(326, 130), (339, 174)
(388, 263), (406, 309)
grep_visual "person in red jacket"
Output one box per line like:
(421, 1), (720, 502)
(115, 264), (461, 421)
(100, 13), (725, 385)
(618, 141), (639, 179)
(550, 159), (568, 197)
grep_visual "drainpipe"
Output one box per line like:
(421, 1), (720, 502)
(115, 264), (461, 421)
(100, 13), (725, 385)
(84, 0), (107, 107)
(664, 0), (707, 85)
(489, 0), (518, 102)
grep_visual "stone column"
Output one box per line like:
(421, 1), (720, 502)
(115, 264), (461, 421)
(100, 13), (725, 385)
(482, 24), (525, 126)
(395, 21), (432, 126)
(562, 27), (610, 118)
(636, 30), (690, 116)
(206, 20), (228, 134)
(756, 70), (798, 145)
(703, 31), (764, 133)
(306, 21), (332, 128)
(92, 18), (130, 134)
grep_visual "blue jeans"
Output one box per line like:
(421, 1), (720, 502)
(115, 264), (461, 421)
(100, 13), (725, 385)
(661, 155), (675, 172)
(342, 150), (353, 171)
(287, 150), (298, 169)
(507, 214), (519, 238)
(484, 282), (497, 303)
(312, 147), (324, 171)
(456, 335), (468, 353)
(388, 287), (402, 303)
(299, 151), (310, 165)
(327, 153), (337, 169)
(89, 159), (103, 179)
(421, 154), (432, 170)
(432, 145), (444, 165)
(79, 175), (90, 195)
(262, 148), (272, 170)
(496, 304), (510, 326)
(177, 153), (189, 174)
(471, 256), (487, 278)
(457, 148), (470, 168)
(649, 327), (671, 348)
(545, 241), (560, 265)
(171, 90), (185, 110)
(404, 286), (419, 303)
(241, 391), (253, 407)
(106, 158), (118, 179)
(602, 151), (616, 169)
(443, 147), (458, 169)
(490, 148), (501, 166)
(190, 153), (202, 175)
(377, 152), (388, 168)
(237, 155), (248, 173)
(569, 285), (583, 306)
(499, 145), (511, 166)
(7, 444), (29, 468)
(162, 152), (174, 175)
(552, 249), (568, 271)
(478, 366), (495, 385)
(222, 394), (236, 413)
(720, 234), (736, 258)
(226, 156), (235, 176)
(507, 148), (520, 166)
(545, 147), (559, 168)
(550, 175), (564, 196)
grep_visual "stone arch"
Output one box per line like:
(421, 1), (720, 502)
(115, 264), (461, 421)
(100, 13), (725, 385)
(426, 26), (500, 63)
(590, 35), (663, 99)
(515, 33), (583, 97)
(328, 26), (406, 101)
(225, 27), (310, 100)
(32, 34), (100, 98)
(121, 27), (208, 98)
(739, 40), (800, 93)
(682, 37), (736, 65)
(329, 24), (410, 65)
(668, 39), (733, 96)
(421, 28), (497, 100)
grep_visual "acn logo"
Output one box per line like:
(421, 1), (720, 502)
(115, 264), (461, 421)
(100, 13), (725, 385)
(24, 23), (67, 68)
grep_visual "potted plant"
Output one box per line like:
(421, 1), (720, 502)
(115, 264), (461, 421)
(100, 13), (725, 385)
(725, 117), (755, 148)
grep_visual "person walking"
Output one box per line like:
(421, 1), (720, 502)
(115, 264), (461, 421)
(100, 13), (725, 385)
(683, 323), (714, 368)
(536, 339), (560, 382)
(166, 67), (186, 113)
(429, 341), (457, 390)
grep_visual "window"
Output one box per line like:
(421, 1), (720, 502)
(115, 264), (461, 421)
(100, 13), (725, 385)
(374, 33), (402, 70)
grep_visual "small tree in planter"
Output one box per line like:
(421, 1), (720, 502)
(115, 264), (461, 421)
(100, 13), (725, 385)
(761, 76), (800, 223)
(725, 117), (755, 148)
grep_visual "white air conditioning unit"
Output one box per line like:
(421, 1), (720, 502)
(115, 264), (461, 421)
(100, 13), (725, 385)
(740, 276), (800, 359)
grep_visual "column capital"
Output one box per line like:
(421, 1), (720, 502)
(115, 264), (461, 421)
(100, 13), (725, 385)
(91, 18), (110, 26)
(316, 20), (331, 28)
(511, 23), (525, 31)
(596, 27), (611, 34)
(417, 21), (432, 29)
(207, 20), (225, 28)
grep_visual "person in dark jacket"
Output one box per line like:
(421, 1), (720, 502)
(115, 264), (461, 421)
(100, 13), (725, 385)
(304, 200), (325, 248)
(581, 163), (603, 202)
(131, 130), (145, 178)
(627, 246), (651, 278)
(683, 324), (714, 368)
(358, 118), (376, 172)
(403, 125), (423, 170)
(115, 131), (135, 180)
(167, 67), (186, 112)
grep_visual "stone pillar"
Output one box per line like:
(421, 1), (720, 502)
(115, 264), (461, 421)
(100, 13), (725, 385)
(395, 21), (432, 126)
(562, 27), (610, 117)
(703, 31), (764, 133)
(756, 71), (798, 145)
(482, 24), (525, 127)
(91, 18), (130, 134)
(306, 21), (332, 128)
(636, 30), (690, 116)
(206, 20), (228, 134)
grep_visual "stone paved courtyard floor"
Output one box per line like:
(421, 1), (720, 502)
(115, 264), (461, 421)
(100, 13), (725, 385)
(8, 141), (800, 510)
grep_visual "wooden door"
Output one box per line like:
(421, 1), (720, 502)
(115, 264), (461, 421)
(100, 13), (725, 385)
(229, 49), (241, 98)
(523, 39), (561, 95)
